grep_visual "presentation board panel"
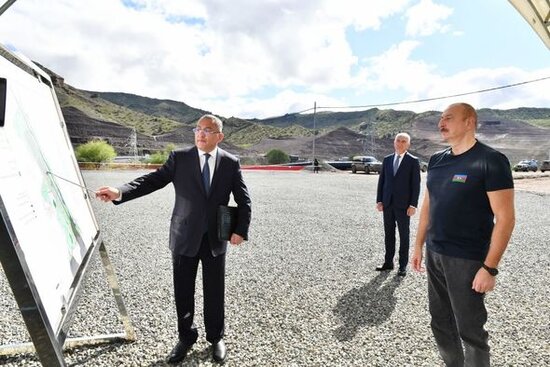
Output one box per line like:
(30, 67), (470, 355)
(0, 46), (99, 338)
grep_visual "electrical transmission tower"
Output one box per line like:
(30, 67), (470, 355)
(126, 128), (138, 159)
(362, 122), (376, 157)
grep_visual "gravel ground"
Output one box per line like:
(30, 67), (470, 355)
(512, 172), (550, 195)
(1, 170), (549, 367)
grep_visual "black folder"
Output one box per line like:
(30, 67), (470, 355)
(217, 205), (237, 241)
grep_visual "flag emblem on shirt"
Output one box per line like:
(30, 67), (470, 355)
(452, 174), (467, 183)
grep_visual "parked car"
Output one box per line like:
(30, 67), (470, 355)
(326, 159), (352, 170)
(513, 159), (538, 172)
(540, 160), (550, 173)
(350, 156), (382, 174)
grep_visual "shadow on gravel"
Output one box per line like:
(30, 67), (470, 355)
(332, 272), (401, 341)
(0, 353), (40, 366)
(146, 347), (210, 366)
(0, 342), (125, 367)
(66, 342), (125, 366)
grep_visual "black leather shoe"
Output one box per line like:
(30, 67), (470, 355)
(375, 264), (394, 271)
(212, 339), (227, 363)
(166, 341), (193, 364)
(397, 269), (407, 276)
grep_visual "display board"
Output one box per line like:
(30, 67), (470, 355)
(0, 44), (100, 363)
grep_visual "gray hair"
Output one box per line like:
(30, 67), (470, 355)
(395, 132), (411, 143)
(198, 114), (223, 132)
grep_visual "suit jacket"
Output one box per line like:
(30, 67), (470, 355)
(376, 152), (420, 209)
(115, 146), (251, 257)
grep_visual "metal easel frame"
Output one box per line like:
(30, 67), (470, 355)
(0, 197), (135, 366)
(0, 11), (135, 363)
(0, 0), (17, 17)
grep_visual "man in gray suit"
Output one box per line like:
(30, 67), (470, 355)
(376, 132), (421, 276)
(96, 114), (251, 364)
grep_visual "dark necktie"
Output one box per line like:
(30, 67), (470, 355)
(393, 154), (400, 175)
(202, 153), (211, 193)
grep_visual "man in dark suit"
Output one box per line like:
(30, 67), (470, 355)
(376, 132), (420, 276)
(96, 114), (251, 364)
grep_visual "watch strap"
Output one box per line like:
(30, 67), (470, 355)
(482, 263), (498, 276)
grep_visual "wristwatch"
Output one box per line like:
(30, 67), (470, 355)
(482, 263), (499, 276)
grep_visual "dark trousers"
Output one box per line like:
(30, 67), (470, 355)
(382, 206), (410, 270)
(172, 234), (225, 344)
(426, 250), (490, 367)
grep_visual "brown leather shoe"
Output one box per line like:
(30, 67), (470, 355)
(212, 339), (227, 363)
(166, 341), (193, 364)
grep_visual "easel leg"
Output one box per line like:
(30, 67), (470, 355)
(0, 241), (136, 355)
(61, 241), (137, 348)
(97, 241), (136, 342)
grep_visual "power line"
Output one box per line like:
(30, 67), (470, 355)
(286, 75), (550, 116)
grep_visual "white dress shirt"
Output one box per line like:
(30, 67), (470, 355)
(198, 147), (218, 185)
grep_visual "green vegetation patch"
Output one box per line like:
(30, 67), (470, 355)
(75, 140), (116, 162)
(265, 149), (290, 164)
(226, 124), (314, 147)
(524, 119), (550, 128)
(145, 143), (176, 164)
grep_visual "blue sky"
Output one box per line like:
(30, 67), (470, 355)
(0, 0), (548, 119)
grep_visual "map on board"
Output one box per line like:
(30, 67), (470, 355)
(0, 48), (99, 333)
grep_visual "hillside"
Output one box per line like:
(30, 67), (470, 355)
(40, 64), (550, 163)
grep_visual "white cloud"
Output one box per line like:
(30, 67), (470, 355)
(322, 0), (412, 31)
(122, 0), (207, 20)
(405, 0), (453, 37)
(1, 1), (363, 102)
(202, 90), (344, 119)
(319, 39), (550, 114)
(0, 0), (411, 115)
(0, 0), (548, 119)
(404, 67), (550, 112)
(356, 40), (437, 91)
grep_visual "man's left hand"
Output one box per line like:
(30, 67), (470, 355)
(407, 206), (416, 217)
(472, 268), (496, 293)
(230, 233), (244, 245)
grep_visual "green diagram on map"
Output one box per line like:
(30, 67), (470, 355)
(14, 105), (86, 273)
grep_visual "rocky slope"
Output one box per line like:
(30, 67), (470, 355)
(40, 64), (550, 163)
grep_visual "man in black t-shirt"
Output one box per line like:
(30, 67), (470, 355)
(411, 103), (515, 367)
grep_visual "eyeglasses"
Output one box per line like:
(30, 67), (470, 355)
(193, 127), (220, 135)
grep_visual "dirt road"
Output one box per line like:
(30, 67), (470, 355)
(513, 173), (550, 195)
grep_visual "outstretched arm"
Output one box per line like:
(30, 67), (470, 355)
(95, 151), (176, 204)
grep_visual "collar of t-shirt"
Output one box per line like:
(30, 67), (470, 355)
(198, 147), (218, 183)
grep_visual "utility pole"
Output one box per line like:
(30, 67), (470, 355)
(312, 101), (317, 162)
(371, 128), (376, 158)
